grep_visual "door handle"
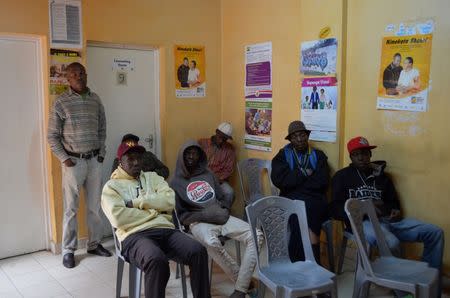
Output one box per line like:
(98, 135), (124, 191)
(145, 134), (154, 149)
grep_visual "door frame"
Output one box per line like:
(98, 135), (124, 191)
(86, 41), (162, 159)
(0, 33), (52, 251)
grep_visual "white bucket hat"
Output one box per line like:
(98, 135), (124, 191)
(217, 122), (233, 139)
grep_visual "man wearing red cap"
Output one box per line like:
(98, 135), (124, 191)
(101, 142), (210, 298)
(331, 137), (444, 281)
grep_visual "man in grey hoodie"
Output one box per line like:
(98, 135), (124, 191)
(170, 140), (259, 298)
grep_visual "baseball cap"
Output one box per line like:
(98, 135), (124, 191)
(347, 136), (377, 154)
(117, 142), (145, 159)
(121, 133), (140, 143)
(217, 122), (233, 139)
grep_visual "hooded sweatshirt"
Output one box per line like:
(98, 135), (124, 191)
(101, 166), (175, 244)
(170, 140), (230, 226)
(330, 160), (400, 225)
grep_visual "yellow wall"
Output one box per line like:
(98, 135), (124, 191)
(1, 0), (222, 245)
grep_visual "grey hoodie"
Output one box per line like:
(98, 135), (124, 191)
(170, 140), (231, 226)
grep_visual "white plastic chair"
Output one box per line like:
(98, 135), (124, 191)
(246, 196), (337, 298)
(344, 199), (439, 298)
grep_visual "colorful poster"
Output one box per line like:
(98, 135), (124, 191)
(174, 45), (206, 98)
(377, 34), (432, 112)
(244, 100), (272, 152)
(300, 38), (337, 76)
(49, 49), (81, 95)
(301, 77), (338, 142)
(244, 42), (272, 151)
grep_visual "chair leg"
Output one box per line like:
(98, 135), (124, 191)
(337, 235), (348, 274)
(235, 240), (241, 266)
(330, 277), (338, 298)
(208, 257), (213, 291)
(116, 258), (124, 298)
(323, 220), (335, 272)
(129, 265), (142, 298)
(175, 262), (180, 279)
(179, 263), (187, 298)
(353, 259), (370, 298)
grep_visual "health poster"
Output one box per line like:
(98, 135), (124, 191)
(245, 42), (272, 100)
(244, 99), (272, 152)
(377, 34), (432, 112)
(174, 45), (206, 98)
(301, 77), (337, 142)
(49, 49), (81, 95)
(300, 38), (337, 76)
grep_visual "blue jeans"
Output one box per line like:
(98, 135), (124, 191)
(362, 218), (444, 270)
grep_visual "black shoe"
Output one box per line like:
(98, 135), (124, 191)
(62, 253), (75, 268)
(87, 244), (112, 257)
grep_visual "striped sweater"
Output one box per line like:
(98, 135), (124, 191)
(47, 88), (106, 162)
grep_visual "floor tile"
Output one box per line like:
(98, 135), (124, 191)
(57, 271), (105, 292)
(47, 263), (90, 280)
(31, 251), (62, 269)
(0, 255), (44, 277)
(0, 268), (17, 292)
(18, 280), (69, 297)
(69, 283), (115, 298)
(9, 269), (56, 290)
(0, 289), (23, 298)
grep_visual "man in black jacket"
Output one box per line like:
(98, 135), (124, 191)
(330, 136), (444, 274)
(271, 121), (329, 263)
(382, 53), (403, 95)
(177, 57), (190, 88)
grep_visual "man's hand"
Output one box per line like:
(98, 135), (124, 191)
(306, 168), (314, 176)
(389, 209), (401, 221)
(97, 156), (104, 163)
(63, 158), (76, 167)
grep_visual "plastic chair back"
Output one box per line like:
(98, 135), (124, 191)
(344, 198), (392, 276)
(246, 196), (315, 266)
(237, 158), (279, 205)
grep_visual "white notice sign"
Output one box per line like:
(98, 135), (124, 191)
(49, 0), (82, 49)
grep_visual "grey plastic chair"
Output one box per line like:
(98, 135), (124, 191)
(246, 196), (337, 298)
(238, 158), (335, 272)
(344, 199), (439, 298)
(112, 227), (187, 298)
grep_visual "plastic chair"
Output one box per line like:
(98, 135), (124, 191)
(246, 196), (337, 298)
(238, 158), (335, 272)
(112, 227), (187, 298)
(344, 199), (439, 298)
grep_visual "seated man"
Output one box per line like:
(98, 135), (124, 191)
(111, 133), (170, 179)
(101, 142), (210, 298)
(171, 140), (259, 298)
(331, 136), (444, 272)
(198, 122), (236, 205)
(271, 121), (329, 263)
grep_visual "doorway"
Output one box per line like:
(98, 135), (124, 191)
(86, 42), (161, 236)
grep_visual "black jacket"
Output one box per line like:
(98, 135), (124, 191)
(177, 64), (189, 85)
(330, 161), (400, 224)
(383, 64), (403, 89)
(271, 146), (329, 201)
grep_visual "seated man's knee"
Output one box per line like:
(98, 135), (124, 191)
(141, 253), (169, 273)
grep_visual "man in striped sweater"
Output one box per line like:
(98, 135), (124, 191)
(48, 62), (112, 268)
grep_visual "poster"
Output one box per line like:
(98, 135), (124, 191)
(49, 0), (82, 49)
(244, 42), (272, 151)
(174, 45), (206, 98)
(300, 38), (337, 76)
(377, 34), (432, 112)
(49, 49), (81, 95)
(301, 77), (337, 142)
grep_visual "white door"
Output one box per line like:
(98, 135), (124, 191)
(86, 44), (160, 236)
(0, 36), (49, 258)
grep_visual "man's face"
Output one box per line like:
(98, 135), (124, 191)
(120, 151), (143, 177)
(189, 61), (195, 69)
(350, 149), (372, 170)
(393, 55), (401, 67)
(66, 64), (87, 93)
(183, 59), (188, 66)
(403, 59), (412, 70)
(289, 130), (309, 151)
(184, 146), (200, 169)
(214, 130), (227, 146)
(313, 86), (317, 92)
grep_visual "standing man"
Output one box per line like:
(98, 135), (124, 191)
(382, 53), (403, 95)
(177, 57), (190, 88)
(310, 86), (320, 109)
(48, 62), (111, 268)
(198, 122), (236, 207)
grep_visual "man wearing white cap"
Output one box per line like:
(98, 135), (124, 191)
(198, 122), (236, 206)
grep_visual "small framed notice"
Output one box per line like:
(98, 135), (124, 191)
(49, 0), (83, 49)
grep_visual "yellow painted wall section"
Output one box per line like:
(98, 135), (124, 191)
(344, 0), (450, 270)
(221, 0), (344, 215)
(1, 0), (222, 245)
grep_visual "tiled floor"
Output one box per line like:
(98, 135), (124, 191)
(0, 239), (446, 298)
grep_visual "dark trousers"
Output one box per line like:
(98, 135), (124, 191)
(122, 228), (210, 298)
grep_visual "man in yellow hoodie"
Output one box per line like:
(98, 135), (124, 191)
(101, 142), (210, 298)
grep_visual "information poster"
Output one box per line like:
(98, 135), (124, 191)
(49, 0), (82, 49)
(49, 49), (81, 95)
(244, 42), (272, 152)
(300, 38), (337, 76)
(301, 77), (338, 142)
(377, 34), (433, 112)
(174, 45), (206, 98)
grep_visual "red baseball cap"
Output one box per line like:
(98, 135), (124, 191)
(117, 142), (145, 159)
(347, 136), (377, 154)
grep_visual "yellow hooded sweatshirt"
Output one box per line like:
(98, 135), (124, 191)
(101, 166), (175, 244)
